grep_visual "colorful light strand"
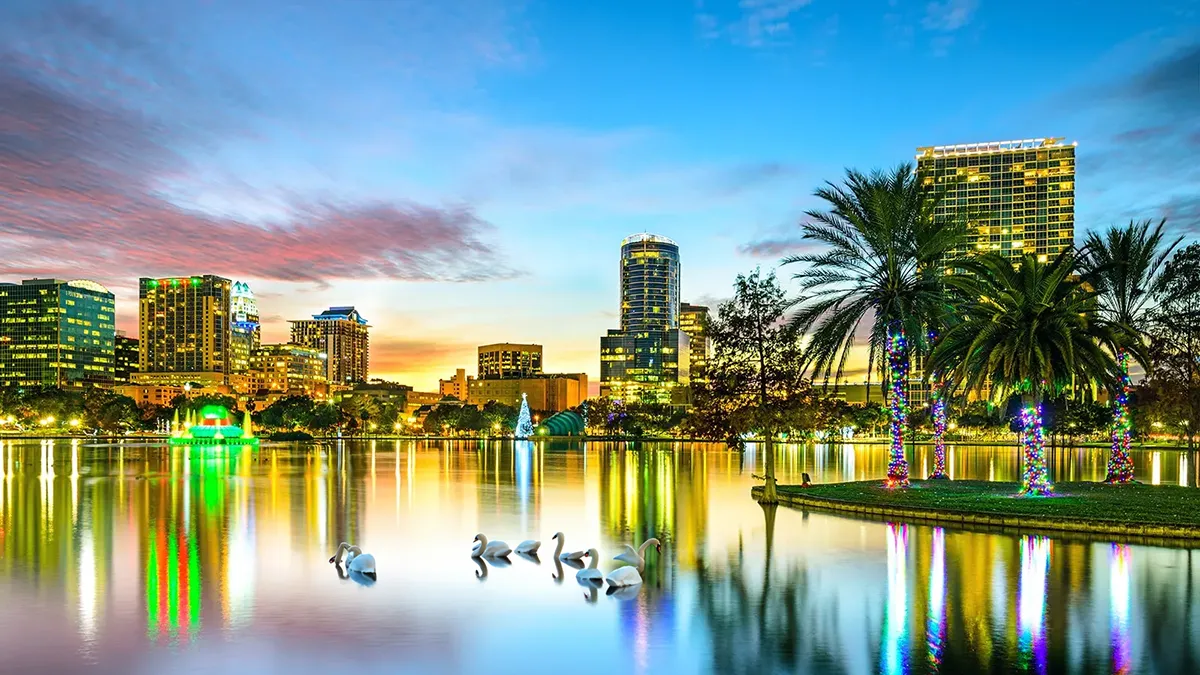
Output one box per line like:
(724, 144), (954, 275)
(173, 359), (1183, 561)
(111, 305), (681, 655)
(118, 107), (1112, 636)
(930, 388), (948, 479)
(1019, 404), (1053, 496)
(885, 329), (910, 488)
(1105, 351), (1134, 484)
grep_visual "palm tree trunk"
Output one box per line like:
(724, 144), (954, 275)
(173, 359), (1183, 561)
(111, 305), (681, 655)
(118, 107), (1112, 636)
(1104, 351), (1135, 483)
(930, 385), (949, 479)
(885, 327), (911, 487)
(1019, 396), (1052, 496)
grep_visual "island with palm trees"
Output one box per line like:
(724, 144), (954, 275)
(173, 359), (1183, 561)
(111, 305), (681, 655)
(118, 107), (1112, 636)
(748, 163), (1200, 539)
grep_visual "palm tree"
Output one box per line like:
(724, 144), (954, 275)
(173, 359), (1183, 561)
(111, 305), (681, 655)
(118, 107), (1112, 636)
(784, 164), (965, 487)
(1080, 219), (1180, 483)
(930, 252), (1123, 495)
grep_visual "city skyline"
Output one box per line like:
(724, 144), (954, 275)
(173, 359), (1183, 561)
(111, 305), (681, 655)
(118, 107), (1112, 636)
(0, 1), (1196, 391)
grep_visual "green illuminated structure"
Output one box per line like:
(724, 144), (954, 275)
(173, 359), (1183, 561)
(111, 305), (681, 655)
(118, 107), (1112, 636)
(168, 405), (259, 447)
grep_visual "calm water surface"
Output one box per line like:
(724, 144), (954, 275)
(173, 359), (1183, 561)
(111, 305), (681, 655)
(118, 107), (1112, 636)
(0, 439), (1197, 674)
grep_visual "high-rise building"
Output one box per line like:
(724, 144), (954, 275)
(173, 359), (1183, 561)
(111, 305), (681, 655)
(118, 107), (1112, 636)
(620, 233), (681, 332)
(477, 343), (543, 379)
(439, 368), (473, 399)
(290, 306), (370, 385)
(138, 275), (232, 379)
(600, 233), (688, 404)
(229, 281), (261, 374)
(250, 343), (327, 397)
(114, 331), (139, 384)
(916, 138), (1076, 261)
(679, 303), (711, 383)
(0, 279), (115, 387)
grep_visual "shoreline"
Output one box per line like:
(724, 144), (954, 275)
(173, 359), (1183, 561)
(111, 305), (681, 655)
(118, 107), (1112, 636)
(752, 480), (1200, 542)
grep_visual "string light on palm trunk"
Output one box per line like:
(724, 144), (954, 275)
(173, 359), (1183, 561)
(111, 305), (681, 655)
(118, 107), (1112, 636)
(1020, 404), (1053, 496)
(930, 388), (948, 479)
(886, 329), (911, 488)
(1105, 351), (1134, 484)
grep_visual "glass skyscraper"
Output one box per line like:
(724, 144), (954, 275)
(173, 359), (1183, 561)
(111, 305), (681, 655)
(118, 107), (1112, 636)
(0, 279), (116, 387)
(601, 233), (689, 403)
(229, 281), (261, 374)
(619, 233), (681, 332)
(916, 137), (1076, 261)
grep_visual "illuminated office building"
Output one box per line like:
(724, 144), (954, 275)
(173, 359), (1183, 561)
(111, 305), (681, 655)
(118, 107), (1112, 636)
(0, 278), (116, 387)
(478, 343), (543, 379)
(679, 303), (710, 383)
(138, 275), (232, 380)
(250, 343), (327, 397)
(290, 306), (369, 385)
(114, 331), (139, 384)
(600, 234), (689, 404)
(229, 281), (261, 374)
(619, 233), (681, 332)
(916, 138), (1076, 260)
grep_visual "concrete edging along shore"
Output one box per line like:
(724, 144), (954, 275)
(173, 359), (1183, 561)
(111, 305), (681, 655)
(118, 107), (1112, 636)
(750, 484), (1200, 542)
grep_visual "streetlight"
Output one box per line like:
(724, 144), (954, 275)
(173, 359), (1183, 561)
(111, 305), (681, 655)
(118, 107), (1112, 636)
(69, 418), (81, 428)
(40, 415), (55, 426)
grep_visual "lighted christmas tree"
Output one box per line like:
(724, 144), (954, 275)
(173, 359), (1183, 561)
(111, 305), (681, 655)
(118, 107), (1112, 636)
(515, 393), (534, 439)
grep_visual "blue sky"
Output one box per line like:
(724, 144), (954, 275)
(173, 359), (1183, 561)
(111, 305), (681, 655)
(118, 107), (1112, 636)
(0, 0), (1196, 390)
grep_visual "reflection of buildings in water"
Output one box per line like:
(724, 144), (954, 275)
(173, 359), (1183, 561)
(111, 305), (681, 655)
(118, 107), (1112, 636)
(475, 440), (544, 534)
(597, 443), (712, 573)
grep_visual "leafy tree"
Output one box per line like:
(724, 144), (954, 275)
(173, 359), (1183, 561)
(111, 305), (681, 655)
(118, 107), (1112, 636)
(93, 394), (141, 431)
(689, 269), (804, 503)
(784, 164), (967, 487)
(259, 395), (317, 429)
(1145, 243), (1200, 449)
(931, 252), (1122, 495)
(1080, 218), (1180, 481)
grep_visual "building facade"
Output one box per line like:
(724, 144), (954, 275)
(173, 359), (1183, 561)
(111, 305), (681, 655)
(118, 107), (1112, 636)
(679, 303), (710, 383)
(620, 233), (681, 332)
(0, 279), (116, 387)
(290, 306), (370, 385)
(438, 368), (474, 400)
(138, 275), (232, 378)
(468, 373), (588, 412)
(599, 329), (688, 403)
(477, 343), (543, 379)
(229, 281), (261, 374)
(916, 138), (1076, 261)
(250, 343), (327, 397)
(600, 233), (688, 403)
(114, 331), (139, 384)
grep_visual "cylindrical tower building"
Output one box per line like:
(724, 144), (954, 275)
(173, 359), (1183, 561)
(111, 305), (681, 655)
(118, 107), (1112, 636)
(619, 233), (680, 332)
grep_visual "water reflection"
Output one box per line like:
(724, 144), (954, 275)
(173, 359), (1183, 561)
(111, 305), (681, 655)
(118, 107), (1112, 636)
(0, 440), (1196, 674)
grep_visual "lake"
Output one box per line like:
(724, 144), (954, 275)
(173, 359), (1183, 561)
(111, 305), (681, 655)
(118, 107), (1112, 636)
(0, 439), (1197, 674)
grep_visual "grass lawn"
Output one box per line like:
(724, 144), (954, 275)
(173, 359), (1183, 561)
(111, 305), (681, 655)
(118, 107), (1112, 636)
(774, 480), (1200, 529)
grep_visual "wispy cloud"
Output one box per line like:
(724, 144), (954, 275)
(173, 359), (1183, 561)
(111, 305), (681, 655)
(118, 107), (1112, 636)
(695, 0), (817, 48)
(921, 0), (980, 32)
(737, 236), (817, 258)
(0, 2), (514, 286)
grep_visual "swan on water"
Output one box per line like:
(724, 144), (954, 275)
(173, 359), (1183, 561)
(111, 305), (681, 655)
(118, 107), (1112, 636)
(605, 565), (642, 587)
(515, 539), (541, 555)
(613, 538), (661, 571)
(552, 532), (585, 561)
(576, 549), (603, 584)
(329, 542), (377, 579)
(472, 534), (512, 559)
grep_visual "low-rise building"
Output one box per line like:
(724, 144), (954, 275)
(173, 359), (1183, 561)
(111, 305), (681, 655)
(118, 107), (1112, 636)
(250, 343), (327, 398)
(438, 368), (473, 400)
(116, 384), (184, 407)
(468, 373), (588, 412)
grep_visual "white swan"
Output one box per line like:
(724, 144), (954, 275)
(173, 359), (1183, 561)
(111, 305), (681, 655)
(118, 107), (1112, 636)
(329, 542), (377, 579)
(613, 538), (661, 571)
(576, 549), (603, 583)
(605, 565), (642, 587)
(552, 532), (585, 561)
(515, 539), (541, 555)
(472, 534), (512, 558)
